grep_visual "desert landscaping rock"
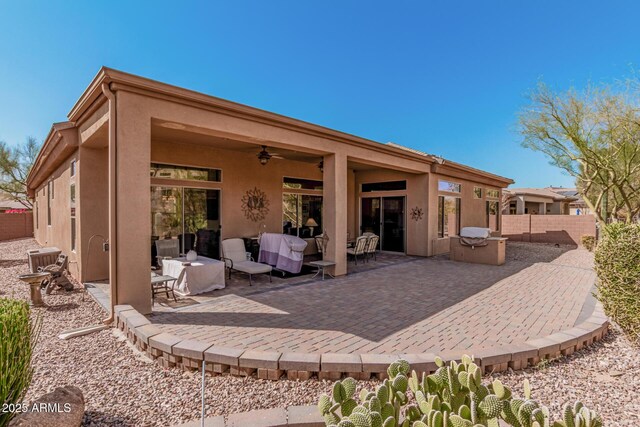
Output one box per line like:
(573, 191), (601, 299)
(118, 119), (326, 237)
(10, 385), (85, 427)
(2, 238), (639, 426)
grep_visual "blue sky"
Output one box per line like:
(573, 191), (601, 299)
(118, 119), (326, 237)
(1, 1), (638, 187)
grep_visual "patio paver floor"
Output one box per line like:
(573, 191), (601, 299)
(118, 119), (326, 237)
(147, 243), (596, 355)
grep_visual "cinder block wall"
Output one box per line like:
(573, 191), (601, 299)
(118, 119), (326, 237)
(0, 212), (34, 241)
(502, 214), (596, 246)
(501, 214), (530, 241)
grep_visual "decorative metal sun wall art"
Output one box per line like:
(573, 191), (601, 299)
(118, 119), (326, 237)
(410, 206), (424, 222)
(241, 187), (270, 222)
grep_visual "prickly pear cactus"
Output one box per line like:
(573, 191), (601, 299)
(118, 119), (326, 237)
(317, 356), (602, 427)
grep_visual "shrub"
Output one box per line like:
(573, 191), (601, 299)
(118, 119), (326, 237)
(0, 298), (41, 427)
(580, 235), (596, 252)
(318, 356), (602, 427)
(594, 223), (640, 344)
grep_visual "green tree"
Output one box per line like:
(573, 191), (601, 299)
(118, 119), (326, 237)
(519, 82), (640, 223)
(0, 137), (39, 209)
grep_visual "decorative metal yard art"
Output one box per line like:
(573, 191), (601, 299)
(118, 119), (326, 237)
(241, 187), (270, 222)
(410, 206), (424, 222)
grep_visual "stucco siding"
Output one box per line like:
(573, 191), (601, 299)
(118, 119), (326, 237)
(33, 150), (78, 276)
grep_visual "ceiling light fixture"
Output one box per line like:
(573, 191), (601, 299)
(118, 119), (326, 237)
(257, 146), (272, 165)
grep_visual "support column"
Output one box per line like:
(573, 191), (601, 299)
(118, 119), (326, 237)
(516, 197), (525, 215)
(323, 152), (348, 276)
(407, 173), (429, 256)
(115, 93), (152, 314)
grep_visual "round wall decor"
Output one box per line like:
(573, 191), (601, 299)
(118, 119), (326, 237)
(241, 187), (270, 222)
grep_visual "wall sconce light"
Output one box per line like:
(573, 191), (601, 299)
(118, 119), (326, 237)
(318, 160), (323, 172)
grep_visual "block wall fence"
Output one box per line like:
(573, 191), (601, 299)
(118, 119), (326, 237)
(0, 212), (33, 241)
(502, 214), (596, 246)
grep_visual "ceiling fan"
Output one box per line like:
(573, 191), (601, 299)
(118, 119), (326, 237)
(257, 145), (284, 165)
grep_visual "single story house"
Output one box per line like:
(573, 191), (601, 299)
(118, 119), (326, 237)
(547, 187), (591, 215)
(0, 196), (30, 213)
(26, 67), (513, 314)
(502, 188), (577, 216)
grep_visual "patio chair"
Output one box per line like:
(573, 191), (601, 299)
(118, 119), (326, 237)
(151, 269), (185, 304)
(178, 233), (196, 253)
(347, 236), (368, 265)
(38, 254), (74, 294)
(155, 239), (180, 268)
(364, 234), (380, 261)
(221, 238), (272, 286)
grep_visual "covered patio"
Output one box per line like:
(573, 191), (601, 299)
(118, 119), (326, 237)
(29, 68), (513, 317)
(73, 69), (442, 315)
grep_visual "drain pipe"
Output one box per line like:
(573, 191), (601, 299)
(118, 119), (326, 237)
(101, 82), (118, 325)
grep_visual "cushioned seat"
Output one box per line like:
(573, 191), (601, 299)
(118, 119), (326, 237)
(221, 238), (272, 286)
(233, 260), (272, 274)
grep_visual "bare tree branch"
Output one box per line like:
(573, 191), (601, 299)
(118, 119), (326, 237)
(0, 137), (40, 209)
(519, 81), (640, 223)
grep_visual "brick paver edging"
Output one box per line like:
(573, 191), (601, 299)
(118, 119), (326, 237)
(113, 303), (610, 380)
(172, 405), (323, 427)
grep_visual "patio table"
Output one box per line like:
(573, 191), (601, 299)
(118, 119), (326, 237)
(309, 260), (336, 280)
(161, 256), (225, 296)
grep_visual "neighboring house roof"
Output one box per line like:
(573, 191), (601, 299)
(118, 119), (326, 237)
(505, 187), (578, 202)
(0, 198), (30, 210)
(547, 187), (589, 206)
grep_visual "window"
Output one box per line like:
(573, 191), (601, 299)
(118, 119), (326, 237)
(283, 177), (323, 190)
(70, 160), (76, 177)
(473, 187), (482, 199)
(361, 180), (407, 192)
(70, 183), (76, 251)
(282, 194), (323, 237)
(438, 180), (461, 193)
(486, 189), (500, 199)
(438, 196), (461, 238)
(486, 200), (499, 232)
(151, 186), (221, 258)
(47, 182), (51, 226)
(150, 163), (222, 182)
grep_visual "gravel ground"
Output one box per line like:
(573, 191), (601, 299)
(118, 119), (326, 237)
(1, 237), (638, 426)
(0, 238), (372, 426)
(505, 241), (594, 267)
(492, 327), (640, 426)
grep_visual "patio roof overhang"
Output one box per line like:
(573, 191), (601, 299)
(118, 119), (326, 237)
(63, 67), (513, 186)
(26, 121), (78, 196)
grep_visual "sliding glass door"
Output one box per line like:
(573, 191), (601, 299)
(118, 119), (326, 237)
(361, 198), (381, 237)
(361, 196), (405, 253)
(151, 186), (221, 262)
(382, 197), (405, 252)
